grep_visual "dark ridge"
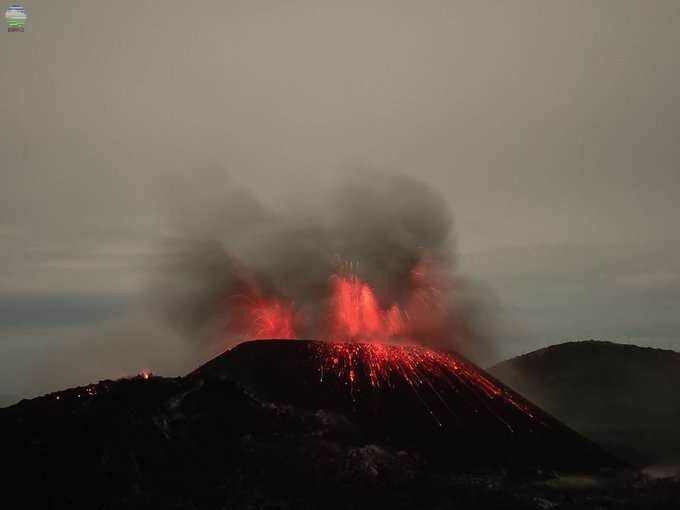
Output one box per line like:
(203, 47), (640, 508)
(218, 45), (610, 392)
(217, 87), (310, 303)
(490, 340), (680, 465)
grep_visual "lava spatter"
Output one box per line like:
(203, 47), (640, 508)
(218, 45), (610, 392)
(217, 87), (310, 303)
(312, 342), (534, 422)
(223, 258), (469, 348)
(227, 280), (299, 340)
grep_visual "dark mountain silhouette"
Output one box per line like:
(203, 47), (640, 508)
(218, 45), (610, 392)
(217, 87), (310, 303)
(2, 339), (666, 510)
(490, 340), (680, 465)
(193, 340), (620, 471)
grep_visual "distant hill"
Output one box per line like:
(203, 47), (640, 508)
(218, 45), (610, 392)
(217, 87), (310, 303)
(490, 340), (680, 465)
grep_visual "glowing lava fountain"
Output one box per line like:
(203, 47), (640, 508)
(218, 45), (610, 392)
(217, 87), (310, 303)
(225, 266), (459, 346)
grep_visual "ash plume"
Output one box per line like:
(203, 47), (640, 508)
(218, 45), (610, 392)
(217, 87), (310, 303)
(156, 171), (495, 361)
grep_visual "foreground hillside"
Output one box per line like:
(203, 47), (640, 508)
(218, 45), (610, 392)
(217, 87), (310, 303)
(490, 340), (680, 465)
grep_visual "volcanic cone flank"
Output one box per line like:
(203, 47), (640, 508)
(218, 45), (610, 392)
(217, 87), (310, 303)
(193, 339), (622, 471)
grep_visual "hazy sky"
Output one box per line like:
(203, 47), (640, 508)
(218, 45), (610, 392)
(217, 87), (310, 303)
(1, 1), (679, 400)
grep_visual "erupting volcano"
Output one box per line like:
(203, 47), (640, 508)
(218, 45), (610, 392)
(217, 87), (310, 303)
(199, 257), (619, 470)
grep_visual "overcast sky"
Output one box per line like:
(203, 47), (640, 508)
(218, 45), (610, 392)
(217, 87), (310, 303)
(1, 1), (679, 401)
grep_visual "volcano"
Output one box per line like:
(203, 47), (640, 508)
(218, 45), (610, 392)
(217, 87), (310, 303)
(193, 339), (621, 471)
(1, 339), (625, 509)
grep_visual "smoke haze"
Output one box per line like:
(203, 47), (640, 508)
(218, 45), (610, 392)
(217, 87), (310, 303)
(157, 171), (496, 361)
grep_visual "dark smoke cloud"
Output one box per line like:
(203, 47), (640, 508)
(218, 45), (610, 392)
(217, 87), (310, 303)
(155, 170), (496, 361)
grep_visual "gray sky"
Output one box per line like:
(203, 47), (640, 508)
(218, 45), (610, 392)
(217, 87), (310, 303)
(1, 1), (679, 400)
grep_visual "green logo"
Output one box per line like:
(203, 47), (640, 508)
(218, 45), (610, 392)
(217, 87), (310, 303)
(5, 4), (26, 32)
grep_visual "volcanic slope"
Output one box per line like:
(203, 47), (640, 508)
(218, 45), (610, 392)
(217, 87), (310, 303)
(193, 339), (621, 471)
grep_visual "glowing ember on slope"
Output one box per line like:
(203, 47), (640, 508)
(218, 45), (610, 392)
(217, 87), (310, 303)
(313, 342), (534, 421)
